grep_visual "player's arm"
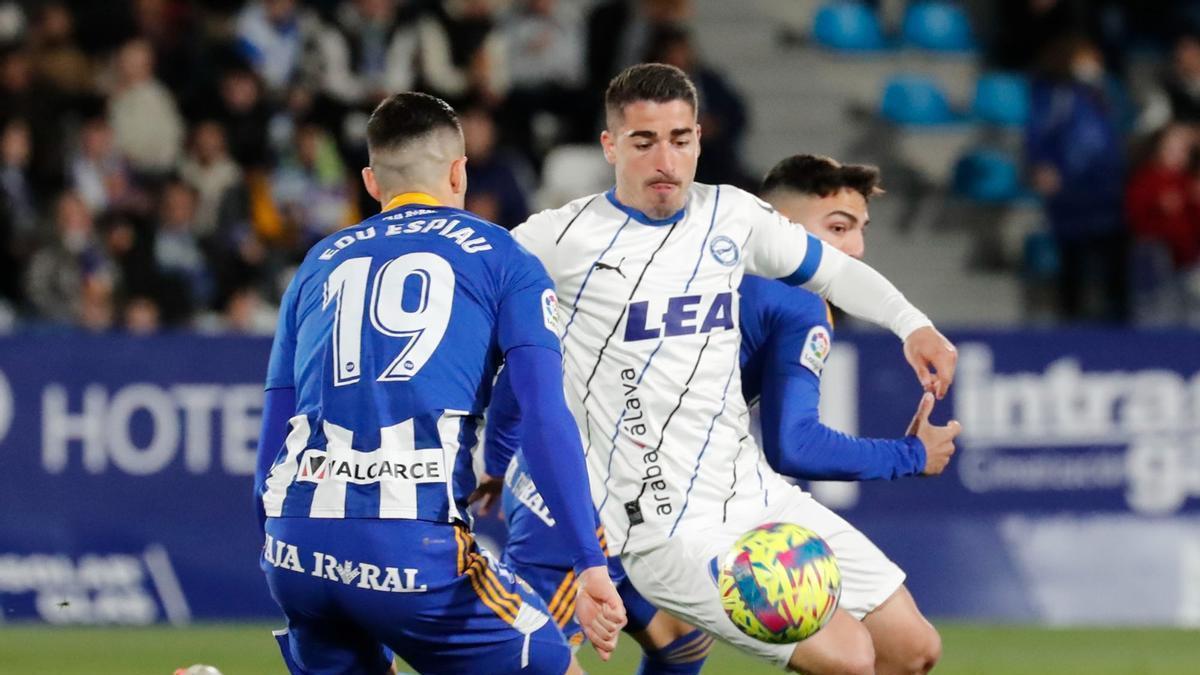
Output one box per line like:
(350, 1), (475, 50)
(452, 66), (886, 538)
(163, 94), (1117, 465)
(758, 328), (925, 481)
(483, 365), (521, 478)
(743, 195), (957, 397)
(469, 366), (521, 516)
(497, 243), (625, 657)
(254, 275), (301, 533)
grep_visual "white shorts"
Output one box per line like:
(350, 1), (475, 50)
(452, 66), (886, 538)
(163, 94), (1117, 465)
(620, 484), (905, 669)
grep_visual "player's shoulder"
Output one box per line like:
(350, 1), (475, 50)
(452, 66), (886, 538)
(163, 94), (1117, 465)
(515, 193), (604, 235)
(739, 275), (829, 329)
(695, 182), (776, 214)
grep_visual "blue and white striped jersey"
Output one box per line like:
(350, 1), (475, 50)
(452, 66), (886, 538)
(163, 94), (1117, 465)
(260, 194), (561, 523)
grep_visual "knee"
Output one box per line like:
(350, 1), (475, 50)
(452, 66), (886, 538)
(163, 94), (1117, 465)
(912, 626), (942, 674)
(895, 624), (941, 675)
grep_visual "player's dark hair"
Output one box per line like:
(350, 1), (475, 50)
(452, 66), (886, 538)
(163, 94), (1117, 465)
(761, 154), (884, 202)
(366, 92), (462, 155)
(605, 63), (698, 121)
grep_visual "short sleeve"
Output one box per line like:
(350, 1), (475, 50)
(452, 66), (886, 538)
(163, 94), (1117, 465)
(497, 243), (563, 355)
(264, 273), (301, 390)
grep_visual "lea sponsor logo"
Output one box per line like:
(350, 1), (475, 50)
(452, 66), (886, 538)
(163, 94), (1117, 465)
(624, 292), (736, 342)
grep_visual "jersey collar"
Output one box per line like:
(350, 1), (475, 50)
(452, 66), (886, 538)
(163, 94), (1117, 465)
(605, 188), (687, 226)
(383, 192), (443, 212)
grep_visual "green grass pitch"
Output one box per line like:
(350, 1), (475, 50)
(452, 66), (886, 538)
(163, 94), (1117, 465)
(1, 622), (1197, 674)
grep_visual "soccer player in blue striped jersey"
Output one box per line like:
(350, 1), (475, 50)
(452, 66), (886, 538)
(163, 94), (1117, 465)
(741, 155), (961, 674)
(253, 92), (625, 675)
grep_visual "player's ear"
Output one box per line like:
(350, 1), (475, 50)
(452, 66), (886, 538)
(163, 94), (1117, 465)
(362, 166), (381, 202)
(694, 122), (702, 158)
(600, 130), (617, 165)
(449, 155), (468, 196)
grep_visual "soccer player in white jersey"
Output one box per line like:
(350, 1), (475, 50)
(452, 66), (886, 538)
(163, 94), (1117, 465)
(509, 63), (957, 673)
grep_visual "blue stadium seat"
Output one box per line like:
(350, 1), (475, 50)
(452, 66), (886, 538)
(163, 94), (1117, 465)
(879, 74), (958, 125)
(951, 148), (1022, 203)
(901, 1), (975, 53)
(972, 72), (1030, 127)
(1021, 230), (1059, 281)
(813, 2), (886, 52)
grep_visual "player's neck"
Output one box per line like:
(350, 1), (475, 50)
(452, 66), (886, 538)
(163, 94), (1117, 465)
(607, 187), (687, 226)
(382, 191), (450, 212)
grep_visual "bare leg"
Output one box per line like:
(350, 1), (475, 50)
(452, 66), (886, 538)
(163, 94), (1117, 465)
(861, 586), (941, 675)
(787, 608), (875, 675)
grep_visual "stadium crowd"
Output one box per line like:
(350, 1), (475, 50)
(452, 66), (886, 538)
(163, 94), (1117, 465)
(0, 0), (744, 334)
(2, 0), (1200, 332)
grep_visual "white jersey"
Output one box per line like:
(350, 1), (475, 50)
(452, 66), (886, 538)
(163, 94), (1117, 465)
(513, 183), (844, 554)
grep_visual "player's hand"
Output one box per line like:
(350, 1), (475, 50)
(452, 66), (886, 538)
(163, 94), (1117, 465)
(903, 326), (957, 399)
(905, 392), (961, 475)
(576, 565), (626, 661)
(467, 474), (503, 517)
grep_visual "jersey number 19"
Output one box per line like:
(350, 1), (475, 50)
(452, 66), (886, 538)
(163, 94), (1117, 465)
(323, 252), (455, 386)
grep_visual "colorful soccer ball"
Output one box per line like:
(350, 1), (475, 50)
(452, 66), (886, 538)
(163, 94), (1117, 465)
(718, 522), (841, 644)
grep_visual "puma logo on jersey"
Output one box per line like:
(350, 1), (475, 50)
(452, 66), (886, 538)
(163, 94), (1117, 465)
(624, 292), (736, 342)
(593, 257), (626, 278)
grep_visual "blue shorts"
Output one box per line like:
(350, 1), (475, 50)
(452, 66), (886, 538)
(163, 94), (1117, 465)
(262, 517), (571, 675)
(500, 554), (660, 648)
(501, 556), (585, 648)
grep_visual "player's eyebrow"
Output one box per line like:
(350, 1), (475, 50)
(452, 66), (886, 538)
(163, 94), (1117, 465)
(625, 128), (695, 140)
(826, 210), (860, 224)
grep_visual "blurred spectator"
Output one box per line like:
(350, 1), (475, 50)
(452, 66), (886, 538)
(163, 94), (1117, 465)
(501, 0), (591, 155)
(1138, 33), (1200, 134)
(416, 0), (509, 107)
(99, 210), (157, 303)
(28, 2), (93, 97)
(211, 66), (273, 170)
(197, 285), (277, 334)
(1125, 124), (1200, 270)
(586, 0), (692, 97)
(69, 116), (144, 216)
(986, 0), (1111, 73)
(0, 2), (25, 47)
(462, 105), (532, 227)
(1026, 35), (1128, 322)
(132, 0), (205, 101)
(179, 120), (243, 237)
(0, 48), (69, 195)
(107, 38), (185, 176)
(123, 295), (161, 334)
(25, 190), (117, 328)
(234, 0), (325, 98)
(153, 180), (212, 323)
(0, 118), (33, 306)
(0, 118), (36, 238)
(270, 122), (356, 244)
(646, 25), (751, 189)
(506, 0), (584, 92)
(315, 0), (420, 108)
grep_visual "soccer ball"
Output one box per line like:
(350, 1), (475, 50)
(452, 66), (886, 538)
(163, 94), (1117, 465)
(718, 522), (841, 644)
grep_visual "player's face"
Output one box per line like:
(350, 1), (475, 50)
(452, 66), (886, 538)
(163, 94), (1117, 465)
(601, 99), (700, 219)
(770, 188), (868, 259)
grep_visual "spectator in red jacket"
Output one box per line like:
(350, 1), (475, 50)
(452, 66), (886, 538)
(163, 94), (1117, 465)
(1125, 123), (1200, 270)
